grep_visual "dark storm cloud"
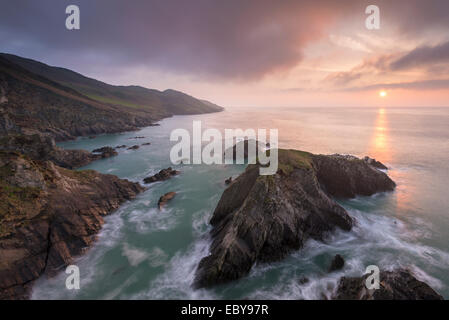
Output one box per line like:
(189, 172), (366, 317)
(0, 0), (448, 80)
(390, 41), (449, 71)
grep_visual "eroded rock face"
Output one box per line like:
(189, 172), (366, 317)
(194, 149), (396, 288)
(0, 151), (144, 299)
(334, 269), (443, 300)
(143, 168), (180, 184)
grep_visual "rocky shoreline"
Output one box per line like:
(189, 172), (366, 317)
(0, 133), (117, 169)
(0, 134), (146, 299)
(0, 133), (444, 300)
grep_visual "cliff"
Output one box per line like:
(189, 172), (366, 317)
(0, 151), (144, 299)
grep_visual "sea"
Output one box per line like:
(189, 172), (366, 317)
(31, 107), (449, 299)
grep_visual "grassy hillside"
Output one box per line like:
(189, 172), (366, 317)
(0, 53), (222, 140)
(0, 53), (223, 114)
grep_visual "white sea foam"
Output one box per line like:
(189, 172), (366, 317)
(132, 237), (215, 300)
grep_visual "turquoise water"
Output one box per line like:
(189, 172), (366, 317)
(32, 107), (449, 299)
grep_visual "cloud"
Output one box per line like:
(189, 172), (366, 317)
(325, 42), (449, 90)
(390, 41), (449, 70)
(1, 0), (449, 81)
(0, 0), (357, 80)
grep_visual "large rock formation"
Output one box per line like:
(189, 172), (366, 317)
(194, 149), (396, 288)
(0, 151), (144, 299)
(0, 133), (116, 169)
(311, 154), (395, 198)
(334, 269), (443, 300)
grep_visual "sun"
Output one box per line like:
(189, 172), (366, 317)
(379, 90), (387, 98)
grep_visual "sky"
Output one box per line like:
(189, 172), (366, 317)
(1, 0), (449, 107)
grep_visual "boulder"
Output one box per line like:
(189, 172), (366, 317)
(328, 254), (345, 272)
(158, 192), (176, 209)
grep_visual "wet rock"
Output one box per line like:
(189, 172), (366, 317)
(115, 145), (127, 149)
(127, 145), (139, 150)
(88, 136), (96, 139)
(194, 149), (396, 288)
(298, 277), (309, 285)
(328, 254), (345, 272)
(128, 136), (145, 140)
(143, 168), (180, 184)
(334, 269), (443, 300)
(92, 146), (118, 158)
(158, 192), (176, 209)
(225, 177), (232, 185)
(141, 142), (151, 146)
(0, 151), (144, 299)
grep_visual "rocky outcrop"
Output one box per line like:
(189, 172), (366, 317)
(158, 192), (176, 209)
(334, 269), (443, 300)
(328, 254), (345, 272)
(363, 156), (388, 170)
(127, 145), (140, 150)
(0, 151), (144, 299)
(312, 154), (395, 198)
(92, 146), (118, 158)
(0, 133), (117, 169)
(225, 139), (269, 162)
(143, 168), (180, 184)
(194, 149), (396, 288)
